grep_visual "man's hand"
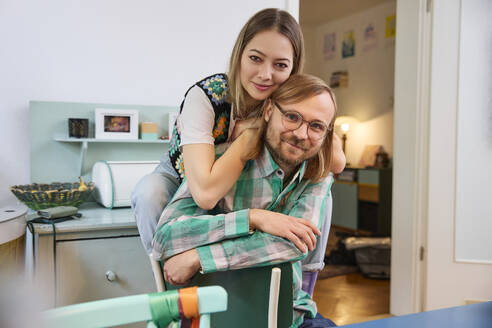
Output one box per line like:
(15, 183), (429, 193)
(163, 249), (201, 286)
(249, 209), (321, 253)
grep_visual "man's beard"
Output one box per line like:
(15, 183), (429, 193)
(264, 126), (316, 170)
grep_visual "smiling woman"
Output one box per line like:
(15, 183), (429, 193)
(239, 29), (294, 103)
(132, 8), (310, 254)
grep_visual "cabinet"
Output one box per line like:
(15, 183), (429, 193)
(27, 203), (155, 310)
(332, 168), (392, 236)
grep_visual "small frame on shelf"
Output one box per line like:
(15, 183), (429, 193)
(95, 108), (139, 140)
(68, 118), (89, 138)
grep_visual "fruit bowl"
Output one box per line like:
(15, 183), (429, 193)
(10, 181), (95, 210)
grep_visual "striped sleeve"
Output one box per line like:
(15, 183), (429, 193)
(195, 175), (334, 273)
(287, 175), (334, 230)
(197, 231), (305, 273)
(151, 181), (250, 260)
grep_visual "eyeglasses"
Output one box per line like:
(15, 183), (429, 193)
(274, 102), (332, 140)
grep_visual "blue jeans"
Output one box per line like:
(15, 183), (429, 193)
(131, 155), (179, 254)
(300, 313), (337, 327)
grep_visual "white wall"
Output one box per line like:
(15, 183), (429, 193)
(302, 1), (395, 165)
(0, 0), (288, 207)
(425, 0), (492, 309)
(454, 0), (492, 264)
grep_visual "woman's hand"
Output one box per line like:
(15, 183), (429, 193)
(330, 133), (346, 173)
(230, 117), (262, 141)
(232, 117), (263, 162)
(249, 209), (321, 253)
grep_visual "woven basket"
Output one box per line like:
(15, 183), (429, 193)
(10, 182), (95, 210)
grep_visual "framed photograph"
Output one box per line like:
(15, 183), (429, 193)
(95, 108), (139, 140)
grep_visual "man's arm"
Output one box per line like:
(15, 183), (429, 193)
(196, 176), (334, 273)
(152, 177), (326, 261)
(151, 182), (250, 260)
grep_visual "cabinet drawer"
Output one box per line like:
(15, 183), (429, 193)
(358, 184), (379, 202)
(332, 182), (358, 229)
(56, 236), (155, 307)
(358, 169), (379, 185)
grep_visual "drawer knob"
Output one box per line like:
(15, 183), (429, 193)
(105, 270), (117, 282)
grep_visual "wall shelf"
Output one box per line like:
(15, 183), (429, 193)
(53, 134), (170, 175)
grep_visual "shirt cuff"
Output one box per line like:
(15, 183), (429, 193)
(224, 209), (250, 239)
(197, 243), (229, 273)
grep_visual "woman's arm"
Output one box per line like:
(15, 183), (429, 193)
(182, 128), (257, 210)
(178, 85), (260, 210)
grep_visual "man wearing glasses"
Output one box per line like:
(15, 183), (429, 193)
(152, 74), (339, 327)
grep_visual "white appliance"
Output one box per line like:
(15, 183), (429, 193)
(91, 161), (159, 208)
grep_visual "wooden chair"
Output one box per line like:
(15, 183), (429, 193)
(42, 286), (227, 328)
(150, 257), (293, 328)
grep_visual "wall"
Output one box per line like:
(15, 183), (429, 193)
(426, 0), (492, 309)
(302, 1), (395, 165)
(0, 0), (288, 207)
(454, 0), (492, 264)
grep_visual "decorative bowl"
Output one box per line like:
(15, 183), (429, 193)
(10, 182), (95, 210)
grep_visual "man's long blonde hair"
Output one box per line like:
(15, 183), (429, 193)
(246, 74), (337, 182)
(227, 8), (305, 120)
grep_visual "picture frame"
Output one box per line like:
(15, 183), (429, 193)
(68, 118), (89, 138)
(95, 108), (139, 140)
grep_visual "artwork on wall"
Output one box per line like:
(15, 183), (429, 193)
(359, 145), (385, 167)
(342, 30), (355, 58)
(362, 23), (377, 52)
(323, 33), (336, 60)
(329, 71), (349, 88)
(95, 108), (139, 140)
(385, 15), (396, 38)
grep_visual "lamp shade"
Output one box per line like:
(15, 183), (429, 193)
(335, 116), (359, 135)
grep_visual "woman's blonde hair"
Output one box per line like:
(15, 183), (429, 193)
(246, 74), (337, 182)
(227, 8), (305, 119)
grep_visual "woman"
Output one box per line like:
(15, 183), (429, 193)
(132, 8), (345, 264)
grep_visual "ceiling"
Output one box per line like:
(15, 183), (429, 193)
(299, 0), (393, 26)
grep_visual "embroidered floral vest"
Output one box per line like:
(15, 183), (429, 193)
(169, 73), (231, 182)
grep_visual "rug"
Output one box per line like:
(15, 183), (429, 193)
(318, 265), (359, 280)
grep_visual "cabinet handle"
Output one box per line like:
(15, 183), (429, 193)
(105, 270), (117, 282)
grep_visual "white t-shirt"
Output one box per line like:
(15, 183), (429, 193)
(177, 85), (237, 148)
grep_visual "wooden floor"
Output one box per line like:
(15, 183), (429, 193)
(313, 273), (391, 326)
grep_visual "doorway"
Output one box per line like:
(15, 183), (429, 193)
(299, 0), (396, 324)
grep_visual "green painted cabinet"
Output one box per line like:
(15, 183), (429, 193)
(331, 181), (358, 230)
(331, 168), (392, 236)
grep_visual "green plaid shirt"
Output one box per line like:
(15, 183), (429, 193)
(152, 145), (333, 327)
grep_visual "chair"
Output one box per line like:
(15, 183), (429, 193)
(150, 257), (293, 328)
(42, 286), (227, 328)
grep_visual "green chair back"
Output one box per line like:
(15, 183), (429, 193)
(164, 262), (293, 328)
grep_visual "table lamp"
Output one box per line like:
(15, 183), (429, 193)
(341, 123), (350, 153)
(335, 116), (359, 155)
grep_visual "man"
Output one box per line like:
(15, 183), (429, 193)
(152, 74), (337, 327)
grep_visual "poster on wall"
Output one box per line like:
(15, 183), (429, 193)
(385, 15), (396, 38)
(323, 33), (336, 60)
(342, 30), (355, 58)
(329, 71), (348, 88)
(362, 23), (377, 52)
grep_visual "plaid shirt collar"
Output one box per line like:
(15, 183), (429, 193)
(255, 145), (307, 184)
